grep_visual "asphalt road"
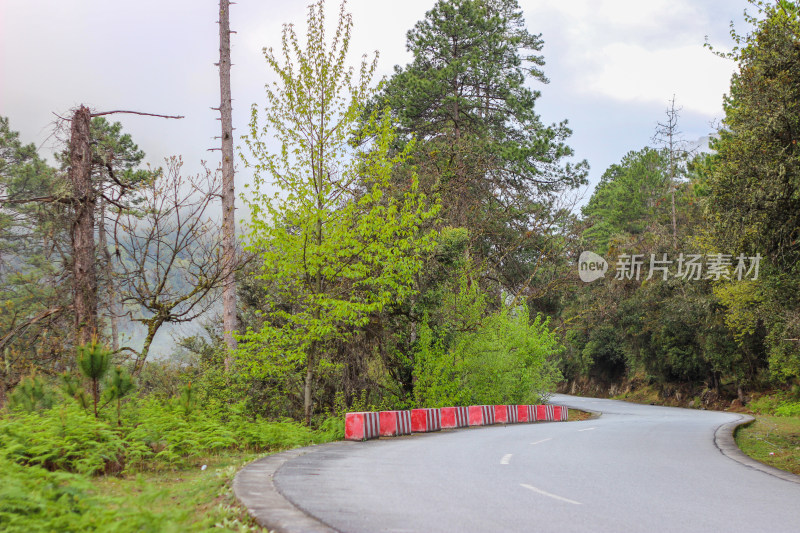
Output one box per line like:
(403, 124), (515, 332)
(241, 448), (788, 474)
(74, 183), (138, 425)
(273, 395), (800, 532)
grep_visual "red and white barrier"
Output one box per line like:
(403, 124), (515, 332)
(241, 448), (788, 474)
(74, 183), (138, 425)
(440, 406), (469, 429)
(468, 405), (496, 426)
(346, 402), (570, 441)
(411, 408), (442, 432)
(536, 404), (555, 421)
(379, 410), (412, 437)
(494, 404), (509, 423)
(345, 411), (380, 441)
(505, 405), (519, 423)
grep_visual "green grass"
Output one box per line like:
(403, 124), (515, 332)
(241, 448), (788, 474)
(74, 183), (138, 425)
(89, 451), (266, 532)
(0, 450), (271, 532)
(736, 415), (800, 475)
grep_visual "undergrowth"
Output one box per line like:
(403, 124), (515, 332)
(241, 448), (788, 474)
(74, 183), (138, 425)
(0, 395), (344, 531)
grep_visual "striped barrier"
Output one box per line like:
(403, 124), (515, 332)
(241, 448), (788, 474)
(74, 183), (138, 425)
(346, 403), (570, 441)
(345, 411), (380, 441)
(506, 405), (519, 423)
(494, 405), (520, 423)
(411, 408), (442, 432)
(494, 405), (509, 423)
(536, 404), (555, 421)
(468, 405), (496, 426)
(440, 406), (469, 429)
(379, 410), (412, 437)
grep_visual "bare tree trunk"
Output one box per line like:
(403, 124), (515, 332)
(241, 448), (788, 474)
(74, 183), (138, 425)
(219, 0), (238, 365)
(69, 106), (98, 346)
(305, 342), (315, 426)
(98, 198), (119, 352)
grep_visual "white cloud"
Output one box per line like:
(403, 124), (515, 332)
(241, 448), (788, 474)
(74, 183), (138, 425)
(581, 42), (736, 113)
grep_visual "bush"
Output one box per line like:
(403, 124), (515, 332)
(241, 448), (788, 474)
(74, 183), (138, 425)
(413, 305), (563, 407)
(0, 402), (126, 475)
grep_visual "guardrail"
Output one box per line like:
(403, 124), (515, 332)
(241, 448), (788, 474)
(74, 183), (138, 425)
(345, 404), (570, 441)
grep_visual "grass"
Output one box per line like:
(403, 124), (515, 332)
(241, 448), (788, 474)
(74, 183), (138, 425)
(88, 451), (267, 532)
(567, 408), (593, 422)
(735, 415), (800, 475)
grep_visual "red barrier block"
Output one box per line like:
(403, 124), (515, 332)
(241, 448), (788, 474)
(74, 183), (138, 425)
(516, 404), (530, 423)
(494, 405), (509, 423)
(553, 405), (568, 421)
(411, 408), (441, 432)
(440, 406), (469, 429)
(379, 410), (412, 437)
(468, 405), (496, 426)
(536, 404), (555, 421)
(345, 411), (380, 441)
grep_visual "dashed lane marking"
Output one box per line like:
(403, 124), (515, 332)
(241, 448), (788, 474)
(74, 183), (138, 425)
(520, 483), (582, 505)
(530, 438), (552, 445)
(500, 454), (512, 465)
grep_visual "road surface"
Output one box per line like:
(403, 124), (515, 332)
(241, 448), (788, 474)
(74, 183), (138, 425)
(272, 395), (800, 532)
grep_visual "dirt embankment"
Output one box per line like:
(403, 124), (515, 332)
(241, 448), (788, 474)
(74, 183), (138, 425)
(558, 376), (751, 413)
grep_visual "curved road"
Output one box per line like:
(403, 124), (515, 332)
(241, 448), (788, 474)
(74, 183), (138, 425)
(271, 395), (800, 532)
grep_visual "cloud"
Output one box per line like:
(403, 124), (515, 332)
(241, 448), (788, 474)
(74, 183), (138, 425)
(581, 42), (736, 113)
(523, 0), (744, 116)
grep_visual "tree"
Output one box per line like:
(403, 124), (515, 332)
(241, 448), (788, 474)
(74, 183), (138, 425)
(652, 96), (691, 250)
(376, 0), (587, 295)
(67, 106), (98, 346)
(217, 0), (239, 360)
(240, 0), (438, 424)
(113, 157), (236, 373)
(581, 147), (670, 254)
(706, 0), (800, 380)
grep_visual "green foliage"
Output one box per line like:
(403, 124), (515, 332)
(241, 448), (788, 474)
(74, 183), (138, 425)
(76, 340), (113, 417)
(7, 374), (55, 412)
(376, 0), (587, 294)
(582, 147), (671, 254)
(414, 304), (562, 407)
(240, 0), (438, 422)
(705, 1), (800, 380)
(0, 401), (126, 475)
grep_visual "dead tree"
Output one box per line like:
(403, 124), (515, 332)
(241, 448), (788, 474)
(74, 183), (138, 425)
(218, 0), (239, 362)
(66, 107), (183, 347)
(68, 106), (98, 345)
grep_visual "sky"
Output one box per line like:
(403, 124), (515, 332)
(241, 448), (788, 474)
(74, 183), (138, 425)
(1, 0), (752, 211)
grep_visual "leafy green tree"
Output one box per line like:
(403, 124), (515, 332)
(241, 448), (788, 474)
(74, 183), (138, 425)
(413, 304), (562, 407)
(706, 0), (800, 380)
(240, 0), (438, 424)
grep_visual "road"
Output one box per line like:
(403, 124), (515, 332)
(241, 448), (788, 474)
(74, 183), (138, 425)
(273, 395), (800, 532)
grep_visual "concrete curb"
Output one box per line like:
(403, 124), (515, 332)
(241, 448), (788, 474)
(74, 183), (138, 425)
(233, 443), (345, 533)
(713, 413), (800, 485)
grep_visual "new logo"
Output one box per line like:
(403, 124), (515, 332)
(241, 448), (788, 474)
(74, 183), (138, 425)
(578, 251), (608, 283)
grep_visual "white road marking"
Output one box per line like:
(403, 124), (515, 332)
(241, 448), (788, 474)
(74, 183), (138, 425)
(578, 427), (597, 432)
(530, 438), (552, 445)
(500, 454), (513, 465)
(520, 483), (582, 505)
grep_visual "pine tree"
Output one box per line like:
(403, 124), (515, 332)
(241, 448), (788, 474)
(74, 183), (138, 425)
(376, 0), (587, 293)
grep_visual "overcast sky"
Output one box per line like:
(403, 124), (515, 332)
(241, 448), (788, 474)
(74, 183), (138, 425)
(1, 0), (751, 210)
